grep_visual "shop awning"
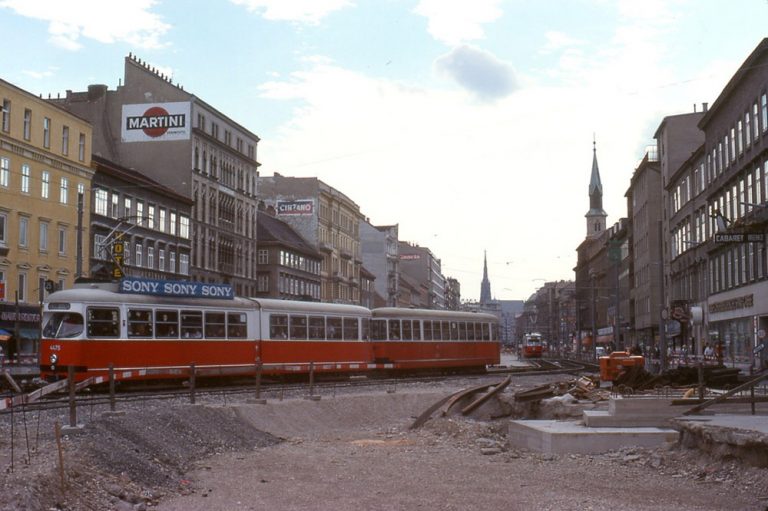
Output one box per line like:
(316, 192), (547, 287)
(0, 328), (11, 342)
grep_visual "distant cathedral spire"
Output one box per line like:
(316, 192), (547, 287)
(480, 250), (492, 304)
(585, 137), (607, 237)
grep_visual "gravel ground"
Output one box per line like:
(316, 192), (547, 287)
(0, 374), (767, 511)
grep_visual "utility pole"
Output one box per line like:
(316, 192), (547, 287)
(76, 192), (84, 280)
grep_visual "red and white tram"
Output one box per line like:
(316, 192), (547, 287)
(39, 278), (500, 382)
(520, 332), (543, 359)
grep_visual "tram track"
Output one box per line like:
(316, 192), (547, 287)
(0, 357), (596, 416)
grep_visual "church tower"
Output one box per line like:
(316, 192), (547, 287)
(585, 140), (607, 237)
(480, 250), (492, 304)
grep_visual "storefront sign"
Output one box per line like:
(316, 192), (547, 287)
(714, 233), (765, 243)
(709, 294), (754, 313)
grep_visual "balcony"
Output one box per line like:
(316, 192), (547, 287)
(340, 249), (352, 260)
(319, 242), (333, 253)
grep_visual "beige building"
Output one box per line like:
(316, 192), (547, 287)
(258, 174), (365, 304)
(0, 78), (94, 304)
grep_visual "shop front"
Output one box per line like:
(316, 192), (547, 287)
(707, 289), (768, 369)
(0, 303), (42, 361)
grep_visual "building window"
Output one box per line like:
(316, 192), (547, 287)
(179, 215), (189, 239)
(41, 171), (49, 198)
(158, 208), (166, 232)
(78, 133), (86, 161)
(737, 120), (743, 155)
(170, 212), (177, 236)
(59, 177), (68, 204)
(39, 221), (48, 252)
(21, 164), (30, 193)
(23, 108), (31, 140)
(147, 246), (154, 269)
(58, 226), (66, 255)
(169, 251), (176, 273)
(17, 272), (26, 302)
(124, 197), (132, 219)
(147, 205), (155, 230)
(745, 112), (751, 148)
(0, 157), (8, 187)
(136, 201), (144, 225)
(159, 248), (165, 271)
(754, 102), (760, 139)
(19, 216), (28, 248)
(179, 253), (189, 275)
(135, 243), (143, 267)
(61, 125), (69, 155)
(94, 234), (107, 260)
(258, 249), (268, 264)
(94, 189), (108, 216)
(763, 93), (768, 134)
(0, 213), (6, 245)
(110, 193), (118, 218)
(1, 99), (10, 132)
(43, 117), (51, 148)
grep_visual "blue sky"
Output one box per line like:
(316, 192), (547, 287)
(2, 0), (767, 301)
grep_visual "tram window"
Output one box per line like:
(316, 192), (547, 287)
(156, 310), (179, 338)
(343, 318), (358, 340)
(467, 323), (476, 341)
(290, 315), (308, 340)
(450, 322), (459, 341)
(361, 318), (370, 340)
(308, 316), (325, 340)
(388, 319), (400, 340)
(205, 312), (226, 339)
(270, 314), (288, 339)
(481, 323), (490, 341)
(128, 309), (153, 338)
(44, 312), (83, 338)
(327, 317), (342, 340)
(491, 323), (498, 341)
(371, 319), (387, 340)
(458, 322), (466, 340)
(441, 321), (450, 341)
(87, 308), (120, 338)
(228, 313), (247, 338)
(181, 310), (203, 339)
(412, 320), (422, 340)
(401, 320), (412, 341)
(423, 321), (432, 341)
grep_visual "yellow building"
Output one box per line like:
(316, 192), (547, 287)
(0, 78), (94, 311)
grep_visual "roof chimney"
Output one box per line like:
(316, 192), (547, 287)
(702, 102), (708, 112)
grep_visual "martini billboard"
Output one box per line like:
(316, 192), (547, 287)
(121, 102), (191, 142)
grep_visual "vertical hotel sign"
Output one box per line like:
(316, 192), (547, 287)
(121, 102), (191, 142)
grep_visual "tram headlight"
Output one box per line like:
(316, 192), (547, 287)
(49, 353), (58, 365)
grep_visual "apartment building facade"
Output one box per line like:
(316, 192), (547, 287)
(51, 54), (261, 296)
(0, 78), (95, 353)
(258, 174), (365, 304)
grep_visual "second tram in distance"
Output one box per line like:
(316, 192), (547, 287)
(39, 278), (501, 382)
(520, 332), (544, 358)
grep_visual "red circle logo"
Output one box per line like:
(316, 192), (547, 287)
(142, 106), (170, 138)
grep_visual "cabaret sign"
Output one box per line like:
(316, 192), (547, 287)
(276, 200), (314, 216)
(121, 102), (191, 142)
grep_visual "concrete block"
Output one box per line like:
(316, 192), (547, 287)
(508, 419), (678, 454)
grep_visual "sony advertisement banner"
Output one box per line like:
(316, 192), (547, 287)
(119, 277), (234, 299)
(121, 102), (191, 142)
(276, 200), (314, 216)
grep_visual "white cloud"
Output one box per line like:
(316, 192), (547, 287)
(256, 56), (662, 297)
(540, 31), (584, 54)
(414, 0), (503, 46)
(434, 45), (518, 101)
(230, 0), (353, 25)
(0, 0), (170, 50)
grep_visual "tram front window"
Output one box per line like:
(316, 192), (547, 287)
(43, 313), (84, 339)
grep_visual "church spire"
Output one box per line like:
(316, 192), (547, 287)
(480, 250), (491, 304)
(585, 138), (607, 238)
